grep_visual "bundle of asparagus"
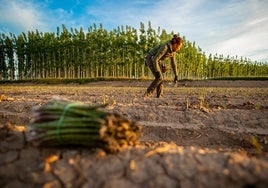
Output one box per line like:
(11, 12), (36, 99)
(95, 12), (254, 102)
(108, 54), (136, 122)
(27, 99), (141, 153)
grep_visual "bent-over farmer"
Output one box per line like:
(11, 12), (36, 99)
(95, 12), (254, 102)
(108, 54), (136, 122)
(144, 34), (183, 98)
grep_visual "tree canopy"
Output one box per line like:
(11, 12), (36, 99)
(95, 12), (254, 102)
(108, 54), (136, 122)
(0, 22), (267, 80)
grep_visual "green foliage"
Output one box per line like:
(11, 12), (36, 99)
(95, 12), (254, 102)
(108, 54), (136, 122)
(0, 22), (267, 81)
(27, 99), (141, 152)
(0, 77), (151, 84)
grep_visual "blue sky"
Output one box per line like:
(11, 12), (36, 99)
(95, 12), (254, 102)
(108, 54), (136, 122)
(0, 0), (267, 62)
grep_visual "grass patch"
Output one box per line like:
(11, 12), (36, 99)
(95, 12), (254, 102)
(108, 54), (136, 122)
(0, 77), (148, 85)
(209, 76), (268, 81)
(0, 76), (267, 85)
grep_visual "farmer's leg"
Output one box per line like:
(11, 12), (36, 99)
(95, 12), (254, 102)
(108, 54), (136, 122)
(156, 82), (163, 98)
(144, 55), (163, 97)
(146, 75), (163, 96)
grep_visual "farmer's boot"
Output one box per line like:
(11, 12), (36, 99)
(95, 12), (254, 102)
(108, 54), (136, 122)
(143, 90), (153, 98)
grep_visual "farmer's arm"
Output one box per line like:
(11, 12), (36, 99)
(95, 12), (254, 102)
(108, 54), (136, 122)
(170, 53), (178, 76)
(153, 44), (168, 73)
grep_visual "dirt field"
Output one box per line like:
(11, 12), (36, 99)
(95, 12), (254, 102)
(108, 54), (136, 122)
(1, 80), (268, 188)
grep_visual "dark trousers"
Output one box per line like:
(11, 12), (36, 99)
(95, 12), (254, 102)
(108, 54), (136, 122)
(145, 55), (163, 97)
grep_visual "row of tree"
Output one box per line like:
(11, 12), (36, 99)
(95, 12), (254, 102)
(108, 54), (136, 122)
(0, 22), (267, 81)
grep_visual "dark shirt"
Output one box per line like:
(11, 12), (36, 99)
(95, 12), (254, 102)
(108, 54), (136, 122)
(148, 40), (178, 75)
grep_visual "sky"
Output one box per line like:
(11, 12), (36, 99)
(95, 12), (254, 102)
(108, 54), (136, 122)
(0, 0), (267, 62)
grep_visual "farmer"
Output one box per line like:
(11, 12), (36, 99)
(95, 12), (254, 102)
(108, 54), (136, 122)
(144, 34), (183, 98)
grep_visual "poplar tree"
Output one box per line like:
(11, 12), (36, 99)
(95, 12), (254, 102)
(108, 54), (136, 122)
(0, 34), (8, 80)
(0, 22), (267, 80)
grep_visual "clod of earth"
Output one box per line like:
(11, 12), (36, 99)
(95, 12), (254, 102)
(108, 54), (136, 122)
(0, 80), (268, 188)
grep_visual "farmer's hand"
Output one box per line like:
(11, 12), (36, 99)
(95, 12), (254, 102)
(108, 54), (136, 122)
(174, 75), (178, 82)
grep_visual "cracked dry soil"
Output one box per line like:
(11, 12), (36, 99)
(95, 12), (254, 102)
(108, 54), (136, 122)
(0, 80), (268, 188)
